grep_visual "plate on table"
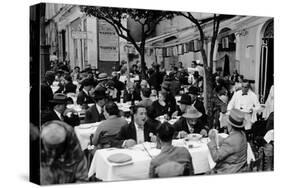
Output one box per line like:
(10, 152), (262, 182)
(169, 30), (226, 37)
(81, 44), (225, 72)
(107, 153), (132, 164)
(185, 133), (202, 141)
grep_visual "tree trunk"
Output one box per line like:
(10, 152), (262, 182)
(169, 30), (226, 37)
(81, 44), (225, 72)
(204, 67), (214, 128)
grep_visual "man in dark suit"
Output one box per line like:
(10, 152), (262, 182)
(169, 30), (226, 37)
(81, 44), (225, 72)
(91, 101), (128, 148)
(116, 105), (157, 148)
(77, 78), (94, 105)
(41, 93), (68, 124)
(63, 75), (77, 94)
(41, 71), (55, 111)
(188, 86), (208, 125)
(173, 106), (209, 138)
(84, 90), (106, 123)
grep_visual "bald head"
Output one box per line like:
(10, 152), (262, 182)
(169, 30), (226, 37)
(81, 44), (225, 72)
(41, 121), (66, 146)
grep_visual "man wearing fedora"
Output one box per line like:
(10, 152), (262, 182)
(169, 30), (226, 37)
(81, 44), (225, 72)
(173, 106), (208, 138)
(41, 71), (55, 111)
(188, 86), (207, 125)
(172, 93), (192, 117)
(84, 90), (106, 123)
(207, 109), (248, 174)
(41, 93), (68, 124)
(94, 72), (109, 92)
(77, 78), (95, 105)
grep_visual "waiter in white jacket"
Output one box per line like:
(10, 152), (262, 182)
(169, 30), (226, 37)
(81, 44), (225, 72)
(227, 80), (260, 130)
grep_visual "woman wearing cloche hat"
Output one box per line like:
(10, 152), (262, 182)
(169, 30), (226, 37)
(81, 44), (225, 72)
(207, 108), (248, 174)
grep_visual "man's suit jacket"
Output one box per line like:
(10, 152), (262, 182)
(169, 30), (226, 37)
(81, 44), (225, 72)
(64, 82), (77, 94)
(41, 110), (61, 125)
(41, 81), (53, 111)
(207, 130), (248, 174)
(84, 104), (105, 123)
(149, 145), (193, 178)
(173, 117), (208, 137)
(116, 122), (156, 144)
(77, 90), (94, 105)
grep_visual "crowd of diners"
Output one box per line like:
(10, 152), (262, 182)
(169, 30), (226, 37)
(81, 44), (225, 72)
(31, 59), (274, 184)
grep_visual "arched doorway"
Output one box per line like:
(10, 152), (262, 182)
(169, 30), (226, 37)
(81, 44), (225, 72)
(259, 20), (273, 102)
(215, 28), (236, 76)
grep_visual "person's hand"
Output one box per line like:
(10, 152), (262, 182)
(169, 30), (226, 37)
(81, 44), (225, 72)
(200, 129), (208, 137)
(171, 111), (178, 118)
(124, 139), (136, 148)
(208, 129), (218, 141)
(149, 133), (157, 143)
(63, 108), (77, 117)
(178, 131), (188, 139)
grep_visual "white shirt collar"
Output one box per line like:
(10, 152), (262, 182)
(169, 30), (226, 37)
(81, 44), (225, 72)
(83, 88), (89, 96)
(54, 109), (63, 120)
(134, 121), (143, 129)
(96, 104), (102, 114)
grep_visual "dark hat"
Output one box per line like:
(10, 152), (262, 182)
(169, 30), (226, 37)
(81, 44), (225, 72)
(93, 90), (106, 101)
(182, 106), (202, 119)
(161, 81), (171, 90)
(178, 94), (192, 105)
(81, 78), (93, 87)
(188, 86), (199, 95)
(106, 79), (115, 87)
(227, 109), (245, 128)
(49, 93), (68, 104)
(45, 71), (55, 81)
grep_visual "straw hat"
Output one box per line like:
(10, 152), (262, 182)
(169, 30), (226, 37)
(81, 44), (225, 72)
(227, 109), (245, 128)
(183, 106), (202, 119)
(218, 95), (228, 104)
(98, 73), (108, 81)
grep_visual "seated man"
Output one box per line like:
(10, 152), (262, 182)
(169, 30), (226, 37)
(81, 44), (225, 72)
(172, 93), (192, 117)
(84, 90), (106, 123)
(173, 106), (208, 138)
(138, 88), (153, 108)
(116, 105), (155, 148)
(207, 109), (248, 174)
(41, 93), (67, 124)
(40, 120), (88, 184)
(149, 122), (193, 178)
(188, 86), (207, 125)
(63, 74), (77, 94)
(77, 78), (94, 105)
(91, 101), (128, 148)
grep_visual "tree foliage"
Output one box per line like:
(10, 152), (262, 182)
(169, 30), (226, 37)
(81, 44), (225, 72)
(176, 12), (233, 127)
(81, 6), (175, 78)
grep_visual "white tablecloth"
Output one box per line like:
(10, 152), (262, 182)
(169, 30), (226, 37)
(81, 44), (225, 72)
(88, 135), (256, 181)
(117, 102), (131, 112)
(89, 139), (213, 180)
(74, 122), (101, 150)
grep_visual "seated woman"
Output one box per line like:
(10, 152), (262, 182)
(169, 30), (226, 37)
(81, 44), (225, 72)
(149, 122), (193, 178)
(151, 90), (169, 118)
(207, 109), (248, 174)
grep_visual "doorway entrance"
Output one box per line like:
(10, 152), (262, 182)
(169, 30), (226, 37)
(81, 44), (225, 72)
(259, 20), (274, 102)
